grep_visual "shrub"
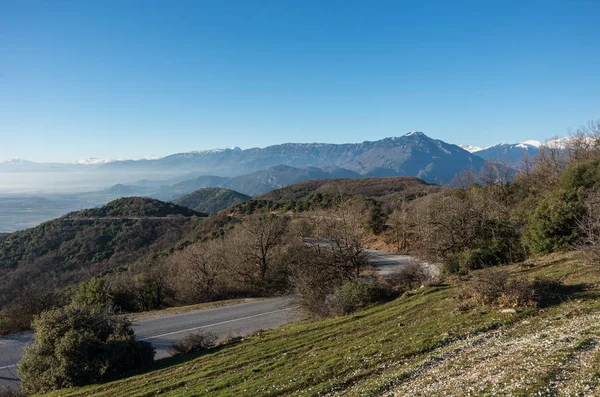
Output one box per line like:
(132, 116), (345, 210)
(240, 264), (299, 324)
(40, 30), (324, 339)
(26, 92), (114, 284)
(459, 268), (564, 308)
(72, 276), (109, 309)
(0, 388), (25, 397)
(524, 192), (580, 254)
(18, 305), (155, 394)
(327, 279), (385, 316)
(0, 285), (66, 335)
(170, 331), (218, 356)
(445, 248), (502, 274)
(380, 262), (429, 296)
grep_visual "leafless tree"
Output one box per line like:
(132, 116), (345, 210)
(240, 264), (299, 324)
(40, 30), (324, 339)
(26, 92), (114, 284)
(225, 213), (289, 294)
(386, 196), (410, 253)
(574, 189), (600, 264)
(168, 239), (228, 304)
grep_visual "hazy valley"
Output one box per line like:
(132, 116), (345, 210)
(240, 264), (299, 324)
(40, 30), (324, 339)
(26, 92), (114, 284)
(0, 133), (545, 233)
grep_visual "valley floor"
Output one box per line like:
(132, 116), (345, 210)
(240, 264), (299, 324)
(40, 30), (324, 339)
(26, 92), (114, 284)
(46, 252), (600, 397)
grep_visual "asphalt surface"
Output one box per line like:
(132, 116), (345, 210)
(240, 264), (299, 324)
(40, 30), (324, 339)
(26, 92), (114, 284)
(366, 249), (438, 277)
(0, 250), (427, 390)
(0, 297), (297, 390)
(0, 331), (31, 390)
(135, 297), (298, 360)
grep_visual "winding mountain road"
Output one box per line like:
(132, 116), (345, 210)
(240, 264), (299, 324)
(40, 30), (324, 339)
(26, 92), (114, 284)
(0, 250), (428, 390)
(0, 297), (297, 390)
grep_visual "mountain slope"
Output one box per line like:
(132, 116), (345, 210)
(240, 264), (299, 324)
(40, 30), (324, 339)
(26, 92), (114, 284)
(342, 132), (485, 182)
(459, 144), (484, 153)
(230, 176), (440, 214)
(96, 133), (485, 183)
(221, 165), (362, 196)
(73, 197), (202, 218)
(476, 141), (541, 164)
(0, 197), (205, 313)
(258, 176), (439, 202)
(173, 188), (250, 213)
(157, 175), (230, 200)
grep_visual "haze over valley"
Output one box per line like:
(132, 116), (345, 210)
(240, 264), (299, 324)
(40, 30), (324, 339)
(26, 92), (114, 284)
(0, 133), (552, 232)
(2, 1), (599, 395)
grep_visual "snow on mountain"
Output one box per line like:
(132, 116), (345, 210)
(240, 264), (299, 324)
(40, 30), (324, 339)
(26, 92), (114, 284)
(3, 159), (31, 165)
(520, 140), (542, 148)
(73, 158), (110, 165)
(544, 137), (585, 149)
(459, 144), (483, 153)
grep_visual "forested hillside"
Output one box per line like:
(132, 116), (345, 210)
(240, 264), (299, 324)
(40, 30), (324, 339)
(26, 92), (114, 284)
(0, 197), (214, 333)
(173, 188), (250, 213)
(230, 176), (439, 214)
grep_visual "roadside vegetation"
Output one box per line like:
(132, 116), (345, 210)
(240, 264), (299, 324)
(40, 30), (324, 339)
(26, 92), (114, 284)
(5, 120), (600, 394)
(18, 305), (154, 395)
(43, 251), (600, 396)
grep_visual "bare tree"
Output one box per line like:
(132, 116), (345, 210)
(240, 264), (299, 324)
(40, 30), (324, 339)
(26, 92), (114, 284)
(133, 259), (172, 311)
(386, 196), (410, 253)
(168, 239), (227, 304)
(574, 189), (600, 263)
(287, 198), (369, 316)
(225, 213), (289, 294)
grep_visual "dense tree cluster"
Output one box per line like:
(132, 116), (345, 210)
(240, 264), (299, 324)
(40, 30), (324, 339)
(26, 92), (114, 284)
(384, 121), (600, 273)
(18, 305), (154, 394)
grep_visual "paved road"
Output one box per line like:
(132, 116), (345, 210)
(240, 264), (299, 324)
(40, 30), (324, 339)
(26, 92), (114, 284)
(135, 297), (297, 359)
(0, 250), (427, 390)
(366, 250), (438, 277)
(0, 331), (31, 390)
(0, 297), (297, 390)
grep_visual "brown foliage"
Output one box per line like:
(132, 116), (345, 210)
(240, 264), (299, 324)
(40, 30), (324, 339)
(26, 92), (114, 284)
(170, 331), (218, 356)
(459, 268), (563, 308)
(379, 262), (429, 296)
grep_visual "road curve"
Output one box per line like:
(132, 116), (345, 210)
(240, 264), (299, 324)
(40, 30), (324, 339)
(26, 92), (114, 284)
(0, 250), (427, 390)
(366, 250), (438, 277)
(0, 296), (298, 389)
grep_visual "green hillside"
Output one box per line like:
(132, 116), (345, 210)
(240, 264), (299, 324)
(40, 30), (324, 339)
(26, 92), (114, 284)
(258, 176), (439, 201)
(0, 197), (209, 332)
(230, 176), (439, 214)
(73, 196), (202, 218)
(173, 188), (250, 213)
(46, 252), (600, 396)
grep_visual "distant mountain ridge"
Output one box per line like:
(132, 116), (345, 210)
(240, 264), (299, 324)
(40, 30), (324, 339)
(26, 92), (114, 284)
(1, 133), (562, 193)
(94, 132), (486, 184)
(474, 141), (541, 164)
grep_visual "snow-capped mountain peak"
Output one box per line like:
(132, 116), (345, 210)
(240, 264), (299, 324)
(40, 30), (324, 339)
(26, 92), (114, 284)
(5, 158), (30, 164)
(459, 144), (483, 153)
(516, 140), (542, 149)
(404, 131), (426, 137)
(73, 158), (109, 165)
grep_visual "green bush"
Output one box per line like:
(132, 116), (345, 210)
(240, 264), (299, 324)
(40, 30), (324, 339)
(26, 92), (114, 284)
(560, 157), (600, 192)
(327, 279), (384, 316)
(18, 305), (154, 394)
(523, 192), (580, 254)
(72, 276), (108, 309)
(445, 236), (525, 275)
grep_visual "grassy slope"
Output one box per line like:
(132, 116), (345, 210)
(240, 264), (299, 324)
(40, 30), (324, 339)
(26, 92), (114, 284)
(47, 253), (600, 396)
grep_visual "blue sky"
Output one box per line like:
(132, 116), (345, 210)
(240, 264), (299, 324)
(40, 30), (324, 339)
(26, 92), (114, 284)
(1, 0), (599, 162)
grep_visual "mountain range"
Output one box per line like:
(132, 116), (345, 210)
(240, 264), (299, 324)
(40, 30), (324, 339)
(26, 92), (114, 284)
(0, 132), (561, 201)
(1, 132), (488, 184)
(474, 141), (541, 164)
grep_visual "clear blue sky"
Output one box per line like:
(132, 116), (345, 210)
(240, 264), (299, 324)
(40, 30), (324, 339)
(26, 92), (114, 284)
(1, 0), (599, 162)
